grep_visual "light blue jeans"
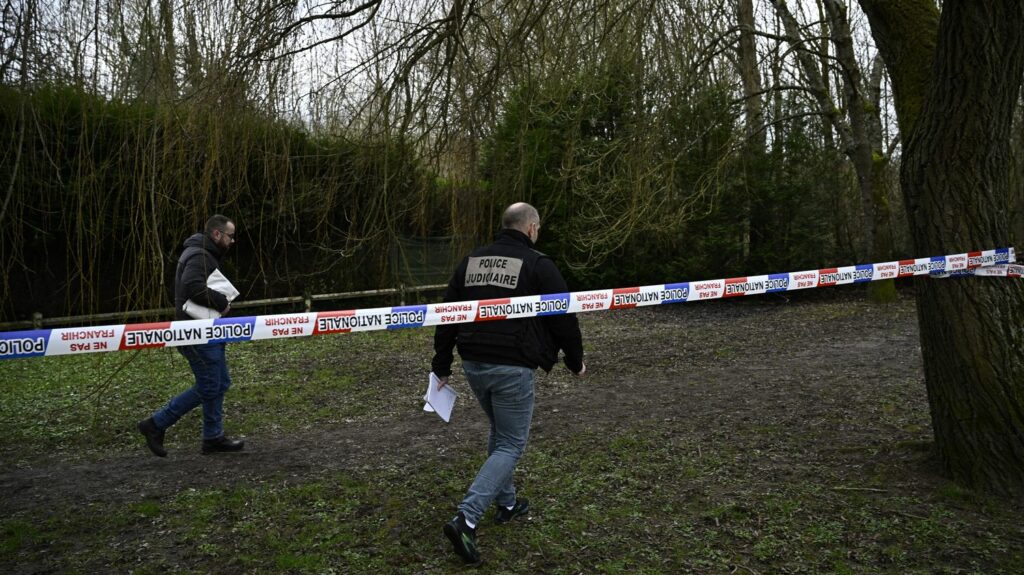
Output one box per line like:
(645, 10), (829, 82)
(458, 361), (535, 524)
(152, 342), (231, 440)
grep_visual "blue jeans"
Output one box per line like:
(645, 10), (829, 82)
(152, 343), (232, 440)
(458, 361), (535, 524)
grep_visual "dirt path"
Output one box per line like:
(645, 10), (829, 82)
(2, 293), (944, 517)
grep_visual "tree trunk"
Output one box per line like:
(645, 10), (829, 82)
(737, 0), (764, 148)
(772, 0), (879, 260)
(866, 54), (897, 303)
(861, 0), (1024, 495)
(737, 0), (765, 262)
(821, 0), (876, 259)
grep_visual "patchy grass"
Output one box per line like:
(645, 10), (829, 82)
(2, 424), (1021, 573)
(1, 297), (1022, 573)
(0, 329), (433, 460)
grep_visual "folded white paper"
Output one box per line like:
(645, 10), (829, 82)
(424, 372), (457, 423)
(183, 269), (239, 319)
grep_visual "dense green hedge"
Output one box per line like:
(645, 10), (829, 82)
(0, 85), (439, 321)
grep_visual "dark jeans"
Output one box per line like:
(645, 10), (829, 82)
(152, 342), (232, 440)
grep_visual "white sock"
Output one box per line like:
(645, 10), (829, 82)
(465, 517), (477, 529)
(505, 504), (515, 511)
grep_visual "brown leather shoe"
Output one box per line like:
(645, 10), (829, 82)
(138, 417), (167, 457)
(201, 436), (245, 454)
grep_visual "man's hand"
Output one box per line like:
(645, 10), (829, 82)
(572, 362), (586, 377)
(436, 375), (450, 389)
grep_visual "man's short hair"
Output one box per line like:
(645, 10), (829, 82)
(204, 214), (233, 235)
(501, 203), (540, 231)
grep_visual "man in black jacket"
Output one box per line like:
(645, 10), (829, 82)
(137, 215), (245, 457)
(433, 202), (586, 565)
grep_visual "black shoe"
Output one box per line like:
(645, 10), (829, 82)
(443, 512), (481, 565)
(495, 497), (530, 525)
(137, 417), (167, 457)
(201, 436), (245, 454)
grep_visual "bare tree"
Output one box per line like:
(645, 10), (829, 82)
(769, 1), (883, 260)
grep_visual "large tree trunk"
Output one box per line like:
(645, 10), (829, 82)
(860, 0), (1024, 495)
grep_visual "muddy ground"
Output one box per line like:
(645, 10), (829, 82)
(2, 291), (1022, 572)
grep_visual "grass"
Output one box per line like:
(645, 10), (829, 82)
(2, 423), (1023, 573)
(1, 300), (1023, 573)
(0, 329), (431, 460)
(4, 418), (1021, 573)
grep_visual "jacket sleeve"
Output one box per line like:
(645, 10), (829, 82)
(431, 260), (466, 377)
(181, 254), (230, 312)
(534, 257), (584, 373)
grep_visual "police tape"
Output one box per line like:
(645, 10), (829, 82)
(0, 247), (1018, 361)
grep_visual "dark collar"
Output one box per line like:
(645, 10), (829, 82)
(496, 228), (535, 249)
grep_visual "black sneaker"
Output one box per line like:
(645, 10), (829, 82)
(494, 498), (530, 525)
(137, 417), (167, 457)
(443, 512), (481, 565)
(201, 436), (245, 454)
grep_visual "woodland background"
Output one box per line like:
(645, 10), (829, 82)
(0, 0), (1021, 322)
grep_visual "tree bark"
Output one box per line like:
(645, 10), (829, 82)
(861, 0), (1024, 495)
(866, 54), (897, 302)
(821, 0), (876, 259)
(737, 0), (764, 148)
(736, 0), (765, 261)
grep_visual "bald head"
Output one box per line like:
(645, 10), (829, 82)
(501, 202), (540, 234)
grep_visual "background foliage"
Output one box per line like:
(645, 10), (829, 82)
(0, 0), (1019, 322)
(0, 85), (443, 319)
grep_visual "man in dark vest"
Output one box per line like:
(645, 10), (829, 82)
(432, 202), (586, 565)
(137, 214), (245, 457)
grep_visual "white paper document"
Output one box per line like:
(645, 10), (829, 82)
(424, 372), (457, 423)
(183, 269), (240, 319)
(206, 269), (240, 301)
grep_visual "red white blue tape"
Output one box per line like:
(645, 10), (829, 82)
(0, 248), (1018, 361)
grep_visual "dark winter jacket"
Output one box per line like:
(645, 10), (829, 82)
(431, 228), (584, 376)
(174, 232), (230, 320)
